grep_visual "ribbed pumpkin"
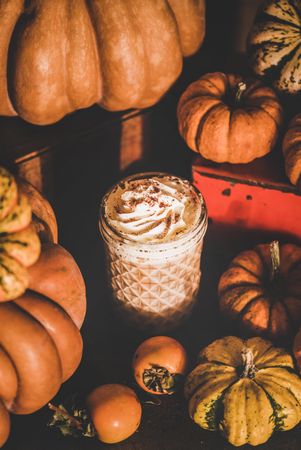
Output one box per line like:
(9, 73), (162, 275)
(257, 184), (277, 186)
(0, 0), (205, 125)
(185, 336), (301, 446)
(0, 169), (86, 447)
(218, 241), (301, 341)
(177, 72), (283, 163)
(282, 113), (301, 189)
(248, 0), (301, 95)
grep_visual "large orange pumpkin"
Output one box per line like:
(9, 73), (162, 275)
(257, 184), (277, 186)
(0, 169), (86, 447)
(0, 0), (205, 125)
(177, 72), (283, 163)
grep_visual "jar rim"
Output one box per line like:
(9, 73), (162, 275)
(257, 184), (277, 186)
(99, 171), (208, 248)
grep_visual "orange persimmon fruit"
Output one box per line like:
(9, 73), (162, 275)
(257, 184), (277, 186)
(86, 384), (142, 444)
(133, 336), (188, 395)
(49, 384), (142, 444)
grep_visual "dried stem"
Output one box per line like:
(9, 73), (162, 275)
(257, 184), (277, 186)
(48, 403), (83, 431)
(241, 347), (257, 379)
(235, 82), (247, 104)
(270, 240), (280, 281)
(48, 402), (96, 438)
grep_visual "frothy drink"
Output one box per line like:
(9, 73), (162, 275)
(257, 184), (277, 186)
(99, 172), (207, 331)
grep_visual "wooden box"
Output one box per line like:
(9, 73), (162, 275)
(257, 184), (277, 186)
(192, 151), (301, 243)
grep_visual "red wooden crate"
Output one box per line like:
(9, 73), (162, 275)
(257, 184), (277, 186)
(192, 151), (301, 243)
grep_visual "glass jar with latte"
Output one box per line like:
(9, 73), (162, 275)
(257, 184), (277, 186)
(99, 172), (208, 332)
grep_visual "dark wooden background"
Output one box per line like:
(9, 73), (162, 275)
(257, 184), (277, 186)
(1, 1), (301, 449)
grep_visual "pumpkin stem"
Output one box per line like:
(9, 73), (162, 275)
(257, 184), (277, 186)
(270, 240), (280, 281)
(48, 402), (96, 438)
(143, 365), (183, 394)
(235, 82), (247, 104)
(241, 347), (257, 379)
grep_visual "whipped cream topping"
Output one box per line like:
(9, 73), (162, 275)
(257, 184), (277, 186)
(104, 175), (202, 243)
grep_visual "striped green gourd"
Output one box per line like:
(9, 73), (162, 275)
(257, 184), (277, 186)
(185, 336), (301, 446)
(248, 0), (301, 94)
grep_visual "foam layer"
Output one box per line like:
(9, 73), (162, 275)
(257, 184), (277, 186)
(104, 174), (202, 243)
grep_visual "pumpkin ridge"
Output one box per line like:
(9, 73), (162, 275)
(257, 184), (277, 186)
(253, 40), (301, 80)
(282, 139), (301, 159)
(184, 363), (237, 401)
(247, 104), (283, 132)
(219, 281), (262, 296)
(24, 288), (77, 326)
(13, 289), (72, 323)
(256, 7), (301, 30)
(10, 299), (62, 355)
(8, 300), (63, 389)
(252, 379), (285, 431)
(184, 361), (237, 399)
(253, 372), (301, 430)
(257, 365), (296, 373)
(220, 288), (264, 319)
(197, 359), (236, 368)
(237, 294), (266, 322)
(0, 344), (18, 408)
(195, 102), (223, 151)
(275, 297), (296, 334)
(126, 0), (150, 105)
(0, 302), (63, 414)
(231, 262), (262, 279)
(207, 376), (256, 431)
(202, 385), (231, 431)
(192, 376), (239, 431)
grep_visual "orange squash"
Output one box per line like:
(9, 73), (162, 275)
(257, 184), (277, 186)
(0, 0), (205, 125)
(177, 72), (283, 163)
(0, 169), (86, 447)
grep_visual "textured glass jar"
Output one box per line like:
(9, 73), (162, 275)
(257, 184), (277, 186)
(99, 172), (208, 332)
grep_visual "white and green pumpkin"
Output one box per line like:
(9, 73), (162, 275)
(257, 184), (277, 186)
(185, 336), (301, 446)
(248, 0), (301, 94)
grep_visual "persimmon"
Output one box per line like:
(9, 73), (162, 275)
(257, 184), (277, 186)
(86, 384), (142, 444)
(133, 336), (188, 395)
(49, 384), (141, 444)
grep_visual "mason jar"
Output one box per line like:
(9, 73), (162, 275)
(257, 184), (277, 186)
(99, 172), (208, 332)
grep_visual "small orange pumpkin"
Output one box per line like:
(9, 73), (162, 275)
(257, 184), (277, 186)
(218, 241), (301, 341)
(177, 72), (283, 163)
